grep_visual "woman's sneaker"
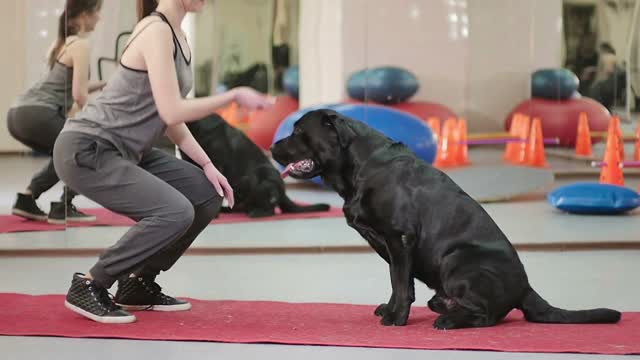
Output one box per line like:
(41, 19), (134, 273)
(48, 202), (97, 224)
(11, 193), (47, 221)
(115, 276), (192, 312)
(65, 273), (136, 324)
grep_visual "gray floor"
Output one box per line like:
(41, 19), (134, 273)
(2, 338), (630, 360)
(3, 200), (640, 252)
(3, 154), (640, 252)
(1, 251), (639, 359)
(1, 153), (639, 359)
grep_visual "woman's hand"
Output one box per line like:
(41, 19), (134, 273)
(89, 81), (107, 93)
(232, 87), (276, 110)
(203, 162), (234, 209)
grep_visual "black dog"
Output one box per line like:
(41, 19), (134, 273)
(182, 113), (330, 218)
(271, 109), (621, 329)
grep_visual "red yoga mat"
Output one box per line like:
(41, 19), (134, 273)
(0, 294), (637, 355)
(0, 206), (344, 234)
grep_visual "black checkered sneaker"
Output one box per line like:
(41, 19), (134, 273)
(11, 193), (47, 221)
(115, 276), (191, 312)
(48, 202), (97, 225)
(64, 273), (136, 324)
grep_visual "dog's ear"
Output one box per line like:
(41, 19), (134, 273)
(321, 110), (356, 148)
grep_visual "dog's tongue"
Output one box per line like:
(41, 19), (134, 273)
(281, 164), (294, 179)
(281, 159), (314, 179)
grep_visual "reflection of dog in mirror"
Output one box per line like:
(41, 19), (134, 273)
(271, 109), (621, 329)
(182, 113), (330, 218)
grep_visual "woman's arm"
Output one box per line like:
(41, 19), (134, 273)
(166, 123), (210, 167)
(88, 81), (107, 93)
(134, 22), (272, 127)
(166, 124), (234, 207)
(68, 39), (92, 108)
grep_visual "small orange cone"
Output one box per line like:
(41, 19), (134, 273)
(504, 114), (522, 163)
(456, 118), (470, 166)
(600, 121), (624, 186)
(611, 116), (625, 160)
(427, 117), (441, 139)
(220, 102), (240, 126)
(430, 117), (443, 165)
(634, 120), (640, 161)
(575, 112), (593, 156)
(525, 117), (548, 167)
(512, 115), (531, 164)
(434, 117), (459, 168)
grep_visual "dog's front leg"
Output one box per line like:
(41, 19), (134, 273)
(347, 220), (397, 319)
(380, 234), (416, 326)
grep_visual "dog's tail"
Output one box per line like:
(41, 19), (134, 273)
(279, 194), (330, 214)
(520, 287), (621, 324)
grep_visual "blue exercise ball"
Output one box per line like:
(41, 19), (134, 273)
(531, 68), (579, 100)
(283, 65), (299, 99)
(273, 103), (437, 186)
(347, 66), (419, 104)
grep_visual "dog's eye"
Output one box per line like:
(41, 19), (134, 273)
(293, 127), (303, 135)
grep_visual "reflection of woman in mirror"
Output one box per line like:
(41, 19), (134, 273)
(7, 0), (104, 224)
(53, 0), (273, 324)
(272, 0), (290, 92)
(583, 43), (625, 111)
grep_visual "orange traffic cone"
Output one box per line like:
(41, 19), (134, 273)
(504, 114), (522, 163)
(220, 102), (239, 126)
(427, 117), (441, 139)
(430, 117), (443, 164)
(600, 122), (624, 186)
(611, 116), (625, 160)
(512, 115), (531, 164)
(634, 120), (640, 161)
(427, 117), (441, 156)
(575, 112), (593, 156)
(525, 117), (548, 167)
(427, 117), (442, 166)
(434, 117), (459, 168)
(456, 118), (470, 166)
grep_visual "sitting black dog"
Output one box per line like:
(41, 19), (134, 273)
(271, 109), (621, 330)
(182, 113), (330, 218)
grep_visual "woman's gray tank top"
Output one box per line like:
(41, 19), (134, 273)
(62, 12), (193, 163)
(13, 42), (77, 113)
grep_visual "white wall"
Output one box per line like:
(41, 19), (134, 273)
(89, 1), (137, 81)
(299, 0), (563, 131)
(466, 0), (563, 132)
(194, 0), (219, 94)
(194, 0), (276, 95)
(0, 0), (26, 152)
(24, 0), (66, 88)
(213, 0), (274, 78)
(299, 0), (345, 107)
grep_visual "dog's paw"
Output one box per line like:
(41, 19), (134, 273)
(374, 303), (390, 317)
(428, 295), (456, 315)
(433, 314), (462, 330)
(380, 312), (408, 326)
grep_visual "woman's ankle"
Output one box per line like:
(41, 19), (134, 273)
(81, 272), (95, 280)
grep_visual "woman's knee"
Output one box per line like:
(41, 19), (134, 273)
(194, 195), (222, 223)
(188, 169), (224, 215)
(172, 200), (196, 231)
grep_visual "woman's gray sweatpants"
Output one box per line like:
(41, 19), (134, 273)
(7, 105), (77, 202)
(53, 131), (222, 288)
